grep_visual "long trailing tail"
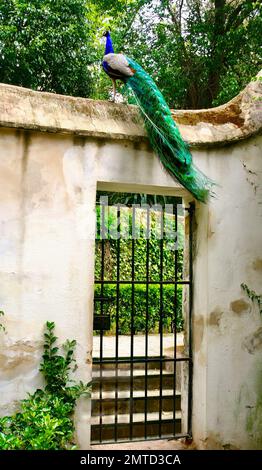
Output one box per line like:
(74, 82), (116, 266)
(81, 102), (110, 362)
(125, 57), (215, 203)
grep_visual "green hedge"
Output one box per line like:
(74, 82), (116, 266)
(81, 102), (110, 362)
(94, 284), (183, 335)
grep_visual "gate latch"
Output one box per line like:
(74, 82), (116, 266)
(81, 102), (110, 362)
(93, 296), (114, 331)
(93, 314), (111, 331)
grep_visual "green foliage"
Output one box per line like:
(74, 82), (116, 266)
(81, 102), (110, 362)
(94, 283), (183, 335)
(0, 322), (91, 450)
(97, 0), (262, 108)
(1, 1), (260, 108)
(241, 283), (262, 316)
(0, 310), (5, 332)
(40, 322), (89, 400)
(95, 205), (184, 282)
(96, 191), (183, 208)
(0, 0), (96, 96)
(40, 321), (77, 395)
(0, 391), (75, 450)
(94, 201), (185, 335)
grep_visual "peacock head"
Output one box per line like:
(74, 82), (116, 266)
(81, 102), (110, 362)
(103, 31), (114, 54)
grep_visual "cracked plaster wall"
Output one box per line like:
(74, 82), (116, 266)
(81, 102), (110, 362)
(0, 75), (261, 449)
(191, 135), (262, 449)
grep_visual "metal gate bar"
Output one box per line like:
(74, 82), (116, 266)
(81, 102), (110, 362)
(144, 207), (150, 438)
(130, 207), (135, 439)
(173, 202), (178, 436)
(159, 208), (164, 437)
(99, 203), (105, 443)
(188, 202), (194, 437)
(114, 205), (120, 442)
(92, 197), (193, 444)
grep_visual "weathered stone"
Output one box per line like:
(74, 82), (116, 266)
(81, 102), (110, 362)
(208, 308), (223, 327)
(0, 70), (261, 147)
(0, 72), (261, 450)
(242, 327), (262, 354)
(194, 316), (204, 352)
(230, 299), (250, 314)
(252, 258), (262, 271)
(0, 339), (42, 372)
(201, 432), (240, 450)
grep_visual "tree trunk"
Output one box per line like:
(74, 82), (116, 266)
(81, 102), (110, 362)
(205, 0), (225, 106)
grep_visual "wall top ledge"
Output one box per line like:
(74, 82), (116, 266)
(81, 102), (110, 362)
(0, 71), (261, 147)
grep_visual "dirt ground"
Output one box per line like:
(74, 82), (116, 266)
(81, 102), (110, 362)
(92, 438), (196, 451)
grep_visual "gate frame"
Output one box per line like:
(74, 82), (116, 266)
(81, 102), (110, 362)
(91, 189), (194, 444)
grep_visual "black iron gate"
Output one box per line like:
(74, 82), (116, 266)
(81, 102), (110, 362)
(92, 195), (193, 444)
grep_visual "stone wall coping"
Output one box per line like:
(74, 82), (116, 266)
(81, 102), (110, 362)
(0, 71), (261, 147)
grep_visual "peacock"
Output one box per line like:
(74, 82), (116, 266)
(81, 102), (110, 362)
(102, 31), (214, 203)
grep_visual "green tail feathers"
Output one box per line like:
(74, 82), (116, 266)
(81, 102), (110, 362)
(126, 57), (215, 203)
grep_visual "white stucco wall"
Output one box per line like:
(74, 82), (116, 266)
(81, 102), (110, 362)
(0, 128), (183, 448)
(0, 130), (97, 448)
(191, 135), (262, 449)
(0, 77), (261, 449)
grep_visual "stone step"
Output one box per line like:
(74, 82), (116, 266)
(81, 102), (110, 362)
(91, 393), (181, 416)
(92, 367), (176, 378)
(92, 334), (184, 361)
(91, 410), (180, 425)
(91, 388), (178, 400)
(92, 371), (176, 392)
(91, 412), (181, 443)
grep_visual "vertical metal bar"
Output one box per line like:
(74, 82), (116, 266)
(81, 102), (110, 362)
(173, 202), (178, 436)
(144, 206), (150, 439)
(130, 205), (135, 440)
(99, 202), (105, 443)
(114, 205), (121, 441)
(159, 205), (164, 437)
(187, 203), (194, 437)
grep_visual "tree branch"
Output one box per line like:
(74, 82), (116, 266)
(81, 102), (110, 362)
(121, 0), (151, 41)
(179, 0), (184, 30)
(166, 0), (178, 28)
(225, 1), (257, 33)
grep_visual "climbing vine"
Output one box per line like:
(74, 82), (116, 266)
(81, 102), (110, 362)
(0, 310), (5, 332)
(241, 283), (262, 316)
(0, 322), (91, 450)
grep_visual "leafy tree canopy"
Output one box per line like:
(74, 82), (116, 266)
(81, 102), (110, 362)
(0, 0), (261, 108)
(102, 0), (262, 108)
(0, 0), (97, 96)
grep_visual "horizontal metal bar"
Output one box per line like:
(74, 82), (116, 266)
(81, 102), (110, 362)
(94, 297), (115, 302)
(92, 357), (191, 364)
(95, 202), (182, 209)
(91, 433), (190, 446)
(94, 280), (190, 285)
(92, 395), (180, 403)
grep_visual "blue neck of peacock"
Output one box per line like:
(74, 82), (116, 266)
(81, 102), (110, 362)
(105, 33), (114, 55)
